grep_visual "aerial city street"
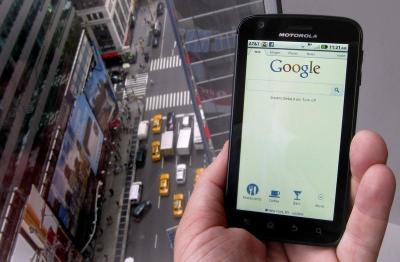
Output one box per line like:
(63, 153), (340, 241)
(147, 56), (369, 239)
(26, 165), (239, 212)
(0, 0), (263, 261)
(96, 1), (208, 261)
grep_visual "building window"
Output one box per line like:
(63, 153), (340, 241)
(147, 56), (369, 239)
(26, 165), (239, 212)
(87, 14), (92, 21)
(115, 1), (127, 33)
(93, 12), (98, 20)
(92, 24), (115, 52)
(112, 13), (124, 44)
(98, 12), (104, 19)
(0, 0), (25, 54)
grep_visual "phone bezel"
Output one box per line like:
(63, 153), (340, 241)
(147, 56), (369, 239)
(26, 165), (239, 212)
(225, 14), (363, 246)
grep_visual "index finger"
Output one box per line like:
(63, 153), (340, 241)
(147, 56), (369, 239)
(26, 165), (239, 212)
(349, 130), (388, 205)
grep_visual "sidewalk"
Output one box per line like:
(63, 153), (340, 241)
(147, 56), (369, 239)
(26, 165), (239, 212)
(93, 98), (142, 262)
(127, 0), (159, 77)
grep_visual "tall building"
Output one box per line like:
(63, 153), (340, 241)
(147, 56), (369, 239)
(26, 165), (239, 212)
(167, 0), (270, 158)
(0, 0), (117, 259)
(71, 0), (134, 56)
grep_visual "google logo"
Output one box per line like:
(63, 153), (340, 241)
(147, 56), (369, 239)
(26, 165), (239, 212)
(270, 59), (321, 78)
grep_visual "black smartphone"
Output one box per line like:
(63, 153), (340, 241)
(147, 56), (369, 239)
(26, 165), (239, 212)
(225, 14), (363, 246)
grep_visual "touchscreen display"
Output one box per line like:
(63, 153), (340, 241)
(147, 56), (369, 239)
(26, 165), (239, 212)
(236, 40), (349, 221)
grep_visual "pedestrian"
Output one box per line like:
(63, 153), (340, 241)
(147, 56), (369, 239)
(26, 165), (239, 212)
(98, 227), (103, 237)
(106, 216), (113, 226)
(109, 189), (114, 197)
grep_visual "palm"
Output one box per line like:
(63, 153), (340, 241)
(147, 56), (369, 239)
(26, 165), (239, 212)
(174, 131), (395, 262)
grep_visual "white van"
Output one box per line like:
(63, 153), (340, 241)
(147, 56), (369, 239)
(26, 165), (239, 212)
(137, 121), (149, 140)
(129, 181), (143, 204)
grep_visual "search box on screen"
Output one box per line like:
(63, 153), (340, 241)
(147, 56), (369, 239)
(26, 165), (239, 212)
(247, 79), (344, 97)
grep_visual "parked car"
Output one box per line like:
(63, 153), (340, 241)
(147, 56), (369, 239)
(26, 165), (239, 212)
(182, 115), (190, 128)
(132, 201), (152, 222)
(151, 140), (161, 162)
(153, 21), (162, 36)
(156, 2), (165, 17)
(151, 114), (162, 134)
(129, 181), (143, 204)
(159, 173), (170, 197)
(110, 70), (124, 84)
(173, 193), (184, 218)
(176, 164), (187, 184)
(130, 15), (136, 29)
(135, 148), (147, 168)
(137, 120), (149, 140)
(166, 112), (175, 131)
(152, 34), (160, 48)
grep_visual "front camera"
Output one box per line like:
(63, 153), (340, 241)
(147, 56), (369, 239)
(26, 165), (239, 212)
(257, 21), (265, 29)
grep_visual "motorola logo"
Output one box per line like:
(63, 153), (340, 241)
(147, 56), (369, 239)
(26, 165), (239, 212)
(279, 33), (318, 39)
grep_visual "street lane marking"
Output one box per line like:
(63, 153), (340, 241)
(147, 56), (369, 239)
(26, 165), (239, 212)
(145, 91), (193, 111)
(158, 195), (161, 209)
(189, 155), (192, 167)
(150, 55), (182, 71)
(154, 233), (158, 249)
(188, 190), (191, 197)
(161, 157), (164, 169)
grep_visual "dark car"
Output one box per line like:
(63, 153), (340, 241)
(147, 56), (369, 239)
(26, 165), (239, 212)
(156, 2), (165, 17)
(135, 148), (147, 168)
(152, 35), (160, 48)
(110, 70), (124, 84)
(132, 201), (152, 222)
(166, 112), (175, 131)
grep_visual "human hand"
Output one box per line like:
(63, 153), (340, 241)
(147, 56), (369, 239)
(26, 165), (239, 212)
(174, 130), (396, 261)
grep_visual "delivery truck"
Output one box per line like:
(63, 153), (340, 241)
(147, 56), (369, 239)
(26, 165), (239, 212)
(177, 128), (191, 156)
(137, 120), (149, 140)
(161, 131), (174, 156)
(193, 120), (204, 150)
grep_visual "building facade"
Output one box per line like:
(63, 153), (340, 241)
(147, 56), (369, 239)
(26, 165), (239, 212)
(167, 0), (267, 158)
(71, 0), (134, 55)
(0, 0), (117, 259)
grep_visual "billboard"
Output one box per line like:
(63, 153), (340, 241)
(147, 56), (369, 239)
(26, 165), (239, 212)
(67, 95), (104, 174)
(84, 48), (116, 133)
(47, 129), (91, 237)
(17, 187), (81, 261)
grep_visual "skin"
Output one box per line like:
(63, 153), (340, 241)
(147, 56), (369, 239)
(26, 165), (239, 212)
(174, 130), (396, 262)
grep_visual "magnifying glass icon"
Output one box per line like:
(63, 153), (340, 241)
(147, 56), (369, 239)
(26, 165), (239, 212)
(334, 87), (340, 93)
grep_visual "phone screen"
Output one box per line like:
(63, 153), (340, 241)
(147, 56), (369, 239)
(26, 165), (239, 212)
(237, 40), (349, 221)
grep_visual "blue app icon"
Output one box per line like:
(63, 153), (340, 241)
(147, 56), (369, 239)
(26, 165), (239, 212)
(269, 190), (280, 198)
(247, 184), (259, 196)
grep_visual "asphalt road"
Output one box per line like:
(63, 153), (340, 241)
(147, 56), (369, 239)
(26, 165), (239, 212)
(124, 1), (207, 261)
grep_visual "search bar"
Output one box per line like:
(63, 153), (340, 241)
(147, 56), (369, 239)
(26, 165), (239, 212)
(246, 79), (344, 96)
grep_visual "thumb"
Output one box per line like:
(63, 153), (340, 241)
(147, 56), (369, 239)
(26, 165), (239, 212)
(176, 142), (229, 242)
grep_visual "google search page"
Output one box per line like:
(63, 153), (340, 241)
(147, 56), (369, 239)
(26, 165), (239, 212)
(237, 40), (348, 221)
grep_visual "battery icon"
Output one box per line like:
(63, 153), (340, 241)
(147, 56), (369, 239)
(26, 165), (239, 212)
(321, 44), (328, 49)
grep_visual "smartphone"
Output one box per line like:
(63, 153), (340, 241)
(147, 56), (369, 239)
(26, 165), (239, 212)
(225, 14), (363, 246)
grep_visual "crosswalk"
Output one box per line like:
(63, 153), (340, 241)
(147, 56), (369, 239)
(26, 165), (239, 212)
(150, 55), (182, 72)
(124, 73), (148, 98)
(145, 91), (193, 111)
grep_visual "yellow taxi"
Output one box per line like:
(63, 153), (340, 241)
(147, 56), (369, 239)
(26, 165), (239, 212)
(159, 173), (170, 197)
(194, 168), (204, 186)
(151, 140), (161, 162)
(151, 114), (162, 134)
(173, 193), (184, 218)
